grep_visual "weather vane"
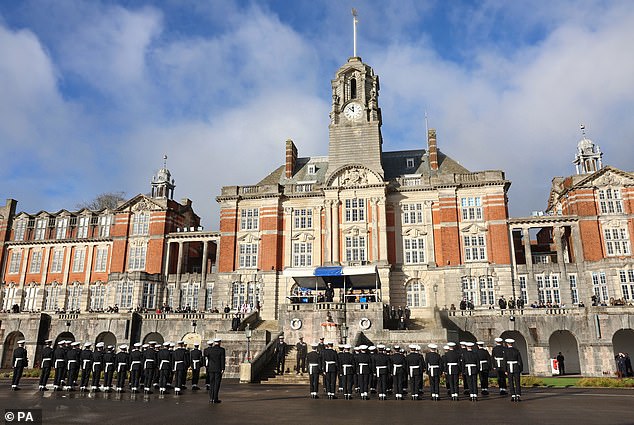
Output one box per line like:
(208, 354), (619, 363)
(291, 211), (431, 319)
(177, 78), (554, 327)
(163, 154), (168, 168)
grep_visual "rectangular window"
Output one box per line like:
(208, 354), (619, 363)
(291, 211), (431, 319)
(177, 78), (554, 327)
(292, 242), (313, 267)
(519, 275), (528, 305)
(537, 274), (561, 305)
(464, 234), (487, 262)
(461, 196), (483, 221)
(569, 274), (579, 304)
(205, 286), (214, 311)
(344, 198), (365, 222)
(67, 285), (83, 311)
(132, 213), (149, 235)
(72, 248), (86, 272)
(77, 216), (89, 238)
(89, 284), (108, 311)
(598, 188), (624, 214)
(116, 280), (134, 309)
(50, 249), (64, 273)
(406, 158), (415, 168)
(240, 208), (259, 231)
(128, 245), (147, 270)
(29, 251), (42, 274)
(95, 247), (109, 272)
(604, 227), (631, 256)
(56, 217), (69, 239)
(461, 276), (477, 304)
(239, 243), (258, 268)
(479, 276), (495, 306)
(307, 164), (317, 174)
(403, 238), (426, 264)
(13, 220), (26, 241)
(142, 282), (157, 309)
(180, 282), (200, 310)
(591, 271), (609, 303)
(8, 251), (22, 274)
(99, 215), (112, 237)
(619, 270), (634, 301)
(402, 203), (424, 225)
(293, 209), (313, 229)
(45, 285), (62, 311)
(34, 218), (47, 240)
(345, 235), (366, 262)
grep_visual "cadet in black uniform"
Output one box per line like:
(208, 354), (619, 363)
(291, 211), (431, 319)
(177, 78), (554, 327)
(11, 339), (28, 390)
(476, 341), (492, 395)
(390, 344), (406, 400)
(115, 345), (130, 393)
(52, 340), (66, 390)
(321, 341), (338, 399)
(295, 336), (307, 374)
(79, 342), (93, 392)
(307, 342), (321, 398)
(492, 337), (507, 395)
(405, 345), (424, 400)
(503, 338), (523, 402)
(142, 342), (157, 394)
(462, 342), (480, 401)
(102, 345), (117, 392)
(356, 345), (371, 400)
(91, 342), (104, 392)
(39, 339), (53, 391)
(444, 343), (461, 401)
(425, 343), (443, 401)
(66, 341), (81, 391)
(190, 343), (203, 390)
(373, 345), (390, 400)
(203, 340), (213, 390)
(368, 346), (377, 394)
(206, 338), (225, 404)
(129, 343), (143, 393)
(274, 335), (287, 375)
(338, 344), (355, 399)
(172, 341), (189, 395)
(158, 342), (172, 394)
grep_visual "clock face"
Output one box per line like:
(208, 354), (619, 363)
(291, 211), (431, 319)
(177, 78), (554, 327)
(343, 102), (363, 121)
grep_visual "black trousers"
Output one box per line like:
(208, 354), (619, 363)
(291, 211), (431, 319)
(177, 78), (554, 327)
(447, 373), (459, 396)
(508, 372), (521, 396)
(175, 369), (186, 389)
(80, 368), (91, 387)
(159, 369), (170, 389)
(359, 374), (370, 395)
(91, 366), (102, 387)
(393, 372), (404, 395)
(39, 366), (51, 387)
(276, 357), (285, 374)
(192, 368), (201, 386)
(409, 373), (421, 396)
(209, 371), (222, 401)
(429, 373), (440, 396)
(205, 367), (211, 387)
(104, 368), (114, 387)
(116, 368), (128, 388)
(143, 368), (155, 390)
(496, 369), (507, 390)
(12, 366), (24, 386)
(479, 369), (490, 390)
(466, 372), (478, 396)
(296, 356), (306, 373)
(54, 365), (65, 386)
(68, 364), (79, 386)
(324, 371), (337, 394)
(309, 372), (320, 394)
(130, 368), (141, 388)
(341, 373), (353, 395)
(377, 374), (388, 395)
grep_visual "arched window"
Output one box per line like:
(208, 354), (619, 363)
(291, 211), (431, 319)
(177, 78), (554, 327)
(461, 276), (478, 305)
(350, 78), (357, 99)
(406, 280), (427, 307)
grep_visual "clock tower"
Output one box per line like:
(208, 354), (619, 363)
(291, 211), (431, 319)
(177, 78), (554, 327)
(325, 55), (384, 181)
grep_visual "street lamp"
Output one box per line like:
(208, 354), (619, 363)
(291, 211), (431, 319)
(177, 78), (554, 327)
(245, 324), (252, 362)
(433, 283), (438, 307)
(192, 320), (197, 332)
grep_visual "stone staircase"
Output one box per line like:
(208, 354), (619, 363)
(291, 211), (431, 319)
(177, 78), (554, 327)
(259, 345), (309, 385)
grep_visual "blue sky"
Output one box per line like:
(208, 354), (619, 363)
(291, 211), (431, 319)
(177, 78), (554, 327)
(1, 0), (633, 228)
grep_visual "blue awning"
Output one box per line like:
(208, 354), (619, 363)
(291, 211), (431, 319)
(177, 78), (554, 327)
(314, 266), (343, 276)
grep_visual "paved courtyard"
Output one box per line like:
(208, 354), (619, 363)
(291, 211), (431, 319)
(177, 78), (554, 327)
(2, 380), (634, 425)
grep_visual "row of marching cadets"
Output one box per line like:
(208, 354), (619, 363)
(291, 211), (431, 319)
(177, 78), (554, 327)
(10, 337), (225, 399)
(306, 337), (523, 402)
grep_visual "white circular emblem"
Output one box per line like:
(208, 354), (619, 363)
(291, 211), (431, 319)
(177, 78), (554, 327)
(359, 317), (372, 330)
(290, 318), (302, 330)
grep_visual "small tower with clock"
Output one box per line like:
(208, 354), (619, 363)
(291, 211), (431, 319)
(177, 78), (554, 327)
(325, 14), (384, 182)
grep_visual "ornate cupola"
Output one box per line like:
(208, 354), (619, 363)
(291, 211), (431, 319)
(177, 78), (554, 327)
(573, 125), (603, 175)
(325, 9), (384, 182)
(151, 155), (175, 199)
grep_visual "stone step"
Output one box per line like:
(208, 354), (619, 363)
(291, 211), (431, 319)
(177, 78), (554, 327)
(254, 319), (279, 332)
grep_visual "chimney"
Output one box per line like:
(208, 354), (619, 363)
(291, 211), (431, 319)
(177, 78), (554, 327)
(285, 139), (298, 179)
(428, 129), (438, 171)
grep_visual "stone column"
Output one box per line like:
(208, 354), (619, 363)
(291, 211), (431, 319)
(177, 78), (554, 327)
(62, 246), (72, 285)
(324, 200), (332, 263)
(164, 240), (172, 281)
(371, 198), (379, 262)
(201, 240), (208, 282)
(176, 241), (184, 283)
(84, 244), (94, 284)
(19, 247), (28, 286)
(332, 200), (340, 263)
(284, 207), (293, 268)
(315, 206), (323, 266)
(522, 227), (533, 268)
(378, 198), (388, 263)
(425, 201), (435, 265)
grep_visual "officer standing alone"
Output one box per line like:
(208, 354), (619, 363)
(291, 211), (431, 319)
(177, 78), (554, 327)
(11, 339), (28, 390)
(207, 338), (225, 404)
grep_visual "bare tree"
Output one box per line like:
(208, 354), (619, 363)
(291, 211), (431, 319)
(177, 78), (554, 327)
(76, 191), (126, 210)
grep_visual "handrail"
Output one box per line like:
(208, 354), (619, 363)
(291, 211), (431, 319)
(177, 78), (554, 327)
(241, 330), (282, 383)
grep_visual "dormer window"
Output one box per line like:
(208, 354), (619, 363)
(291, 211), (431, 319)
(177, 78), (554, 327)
(307, 164), (316, 174)
(406, 158), (415, 169)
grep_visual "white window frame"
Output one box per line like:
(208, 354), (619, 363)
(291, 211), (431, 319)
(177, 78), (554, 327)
(94, 247), (109, 272)
(56, 217), (69, 239)
(2, 284), (19, 311)
(240, 208), (259, 231)
(142, 281), (157, 309)
(464, 234), (487, 262)
(13, 220), (26, 241)
(180, 282), (200, 310)
(619, 270), (634, 301)
(344, 198), (365, 222)
(402, 203), (424, 225)
(292, 241), (313, 267)
(231, 281), (261, 310)
(598, 188), (624, 214)
(403, 237), (426, 264)
(128, 244), (147, 271)
(239, 243), (258, 269)
(77, 216), (89, 238)
(67, 283), (83, 311)
(536, 274), (561, 305)
(99, 215), (112, 237)
(461, 197), (483, 221)
(89, 283), (108, 311)
(8, 251), (22, 274)
(345, 235), (366, 262)
(50, 249), (64, 273)
(519, 275), (528, 305)
(406, 280), (427, 307)
(116, 279), (134, 309)
(132, 213), (150, 235)
(293, 209), (313, 229)
(72, 248), (86, 272)
(205, 285), (214, 310)
(569, 274), (579, 305)
(604, 227), (631, 256)
(23, 284), (39, 311)
(592, 271), (609, 303)
(34, 218), (47, 240)
(479, 276), (495, 306)
(29, 251), (43, 274)
(461, 276), (478, 305)
(44, 283), (62, 311)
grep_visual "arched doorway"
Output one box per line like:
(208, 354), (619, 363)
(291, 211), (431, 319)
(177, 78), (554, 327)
(501, 330), (530, 373)
(95, 332), (117, 348)
(143, 332), (164, 345)
(54, 332), (75, 347)
(613, 329), (634, 357)
(2, 331), (25, 368)
(549, 330), (581, 374)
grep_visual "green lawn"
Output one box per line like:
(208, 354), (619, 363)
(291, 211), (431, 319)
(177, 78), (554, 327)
(539, 377), (581, 387)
